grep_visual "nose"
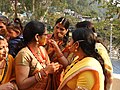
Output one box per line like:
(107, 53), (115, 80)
(56, 28), (61, 33)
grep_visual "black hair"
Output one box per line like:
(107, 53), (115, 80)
(23, 21), (45, 45)
(14, 18), (23, 32)
(0, 15), (9, 25)
(76, 21), (96, 33)
(72, 28), (107, 90)
(55, 17), (70, 46)
(76, 21), (107, 50)
(55, 17), (70, 30)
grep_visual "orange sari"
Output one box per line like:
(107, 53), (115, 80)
(46, 34), (67, 90)
(15, 47), (51, 90)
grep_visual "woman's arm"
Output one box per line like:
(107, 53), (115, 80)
(48, 39), (69, 67)
(15, 65), (37, 90)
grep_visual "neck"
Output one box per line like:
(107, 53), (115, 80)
(27, 42), (38, 52)
(75, 48), (86, 60)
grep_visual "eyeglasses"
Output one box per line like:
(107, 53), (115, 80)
(56, 26), (65, 31)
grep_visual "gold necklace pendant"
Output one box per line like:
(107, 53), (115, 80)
(37, 50), (40, 55)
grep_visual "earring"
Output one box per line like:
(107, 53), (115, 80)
(75, 48), (77, 52)
(36, 41), (39, 45)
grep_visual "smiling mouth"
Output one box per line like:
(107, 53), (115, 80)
(2, 54), (7, 57)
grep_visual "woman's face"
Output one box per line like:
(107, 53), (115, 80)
(0, 22), (7, 36)
(68, 38), (76, 52)
(38, 28), (48, 46)
(7, 29), (19, 39)
(53, 23), (68, 40)
(0, 39), (8, 61)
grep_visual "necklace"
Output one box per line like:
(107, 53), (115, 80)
(28, 46), (46, 67)
(64, 56), (85, 75)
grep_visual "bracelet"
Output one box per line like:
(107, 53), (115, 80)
(35, 72), (42, 82)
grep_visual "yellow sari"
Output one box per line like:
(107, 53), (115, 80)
(95, 43), (113, 90)
(0, 54), (15, 84)
(58, 57), (104, 90)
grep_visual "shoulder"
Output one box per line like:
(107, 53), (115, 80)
(95, 43), (108, 53)
(8, 54), (14, 62)
(75, 57), (103, 71)
(15, 47), (33, 62)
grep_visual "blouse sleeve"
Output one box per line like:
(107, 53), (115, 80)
(77, 71), (95, 89)
(15, 51), (31, 66)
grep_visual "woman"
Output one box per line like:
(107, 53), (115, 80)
(0, 35), (17, 90)
(47, 17), (70, 61)
(49, 28), (107, 90)
(46, 17), (70, 90)
(15, 21), (60, 90)
(75, 21), (113, 90)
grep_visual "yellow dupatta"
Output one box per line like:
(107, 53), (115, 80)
(95, 43), (113, 90)
(0, 54), (15, 84)
(58, 57), (104, 90)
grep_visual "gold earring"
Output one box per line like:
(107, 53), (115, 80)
(36, 41), (39, 45)
(75, 49), (77, 52)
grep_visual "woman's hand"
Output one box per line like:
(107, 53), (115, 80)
(44, 62), (61, 74)
(0, 82), (15, 90)
(48, 39), (59, 50)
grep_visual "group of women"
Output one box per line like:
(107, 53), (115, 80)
(0, 16), (113, 90)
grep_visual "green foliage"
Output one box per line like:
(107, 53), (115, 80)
(0, 0), (120, 48)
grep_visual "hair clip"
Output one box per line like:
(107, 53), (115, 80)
(60, 18), (65, 24)
(78, 40), (84, 43)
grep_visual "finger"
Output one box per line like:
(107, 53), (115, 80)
(7, 85), (14, 90)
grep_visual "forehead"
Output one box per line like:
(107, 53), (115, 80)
(0, 39), (7, 44)
(56, 23), (65, 28)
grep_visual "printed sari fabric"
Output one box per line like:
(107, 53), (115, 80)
(46, 34), (67, 90)
(15, 47), (51, 90)
(58, 57), (105, 90)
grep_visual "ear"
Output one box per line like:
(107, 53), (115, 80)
(35, 33), (39, 42)
(73, 41), (79, 49)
